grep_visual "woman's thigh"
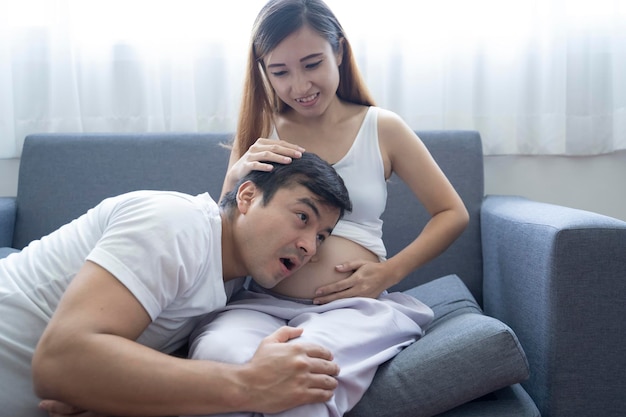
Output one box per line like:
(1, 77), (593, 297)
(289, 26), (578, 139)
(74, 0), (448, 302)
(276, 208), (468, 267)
(189, 309), (285, 364)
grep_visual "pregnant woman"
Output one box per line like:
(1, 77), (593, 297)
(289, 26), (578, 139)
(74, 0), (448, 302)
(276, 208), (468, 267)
(187, 1), (469, 416)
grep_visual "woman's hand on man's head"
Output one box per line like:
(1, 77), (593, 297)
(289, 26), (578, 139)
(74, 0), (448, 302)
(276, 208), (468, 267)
(233, 138), (304, 177)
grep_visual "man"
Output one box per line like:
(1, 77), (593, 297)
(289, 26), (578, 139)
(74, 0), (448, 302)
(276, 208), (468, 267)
(0, 152), (351, 417)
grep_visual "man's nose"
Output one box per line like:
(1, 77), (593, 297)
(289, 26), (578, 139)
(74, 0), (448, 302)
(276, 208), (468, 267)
(297, 232), (318, 257)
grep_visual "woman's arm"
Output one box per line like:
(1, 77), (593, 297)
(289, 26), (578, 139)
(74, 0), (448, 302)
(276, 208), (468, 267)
(313, 110), (469, 303)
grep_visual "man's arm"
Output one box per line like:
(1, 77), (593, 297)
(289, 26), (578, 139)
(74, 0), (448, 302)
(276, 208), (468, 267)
(33, 261), (339, 416)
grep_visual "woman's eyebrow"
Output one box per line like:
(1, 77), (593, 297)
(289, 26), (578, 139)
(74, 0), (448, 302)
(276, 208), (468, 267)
(267, 53), (324, 68)
(299, 53), (324, 62)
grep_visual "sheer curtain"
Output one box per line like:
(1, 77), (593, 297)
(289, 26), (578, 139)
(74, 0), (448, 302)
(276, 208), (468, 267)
(1, 0), (624, 159)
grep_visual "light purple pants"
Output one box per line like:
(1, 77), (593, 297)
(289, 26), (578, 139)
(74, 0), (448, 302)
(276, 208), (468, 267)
(186, 284), (434, 417)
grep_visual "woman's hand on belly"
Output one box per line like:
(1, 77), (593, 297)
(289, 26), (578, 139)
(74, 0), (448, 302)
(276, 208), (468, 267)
(314, 260), (392, 304)
(270, 236), (379, 301)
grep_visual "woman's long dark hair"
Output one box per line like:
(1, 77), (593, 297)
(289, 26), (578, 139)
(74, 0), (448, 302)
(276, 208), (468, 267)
(233, 0), (375, 157)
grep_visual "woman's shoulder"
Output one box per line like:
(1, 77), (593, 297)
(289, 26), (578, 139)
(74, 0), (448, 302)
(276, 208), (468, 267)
(374, 106), (401, 122)
(375, 107), (414, 140)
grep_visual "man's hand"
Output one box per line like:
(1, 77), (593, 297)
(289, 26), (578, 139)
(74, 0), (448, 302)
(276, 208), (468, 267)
(40, 326), (338, 417)
(238, 326), (339, 413)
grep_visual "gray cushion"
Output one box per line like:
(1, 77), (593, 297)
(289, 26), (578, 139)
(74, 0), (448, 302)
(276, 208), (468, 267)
(407, 274), (483, 325)
(349, 275), (529, 417)
(436, 384), (540, 417)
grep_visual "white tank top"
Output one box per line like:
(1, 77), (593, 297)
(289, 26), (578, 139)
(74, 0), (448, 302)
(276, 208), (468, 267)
(272, 106), (387, 259)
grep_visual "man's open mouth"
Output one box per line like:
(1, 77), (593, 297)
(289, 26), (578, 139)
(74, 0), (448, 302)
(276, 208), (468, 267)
(280, 257), (296, 271)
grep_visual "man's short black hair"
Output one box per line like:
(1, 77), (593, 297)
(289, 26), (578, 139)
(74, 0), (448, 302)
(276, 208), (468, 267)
(220, 152), (351, 218)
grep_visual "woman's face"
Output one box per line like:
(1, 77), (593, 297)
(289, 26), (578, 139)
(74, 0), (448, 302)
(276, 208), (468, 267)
(262, 25), (343, 117)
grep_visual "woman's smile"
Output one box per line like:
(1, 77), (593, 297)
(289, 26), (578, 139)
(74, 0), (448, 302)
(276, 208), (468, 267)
(295, 92), (320, 107)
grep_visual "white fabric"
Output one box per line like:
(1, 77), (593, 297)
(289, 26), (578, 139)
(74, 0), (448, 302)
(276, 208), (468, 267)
(0, 190), (226, 415)
(1, 0), (625, 159)
(272, 107), (387, 260)
(187, 284), (434, 417)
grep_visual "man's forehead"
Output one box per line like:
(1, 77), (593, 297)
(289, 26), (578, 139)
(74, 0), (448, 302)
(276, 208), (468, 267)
(278, 185), (340, 218)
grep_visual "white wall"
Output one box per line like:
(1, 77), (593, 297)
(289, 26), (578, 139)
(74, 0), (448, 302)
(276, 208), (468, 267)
(484, 151), (626, 221)
(1, 153), (625, 221)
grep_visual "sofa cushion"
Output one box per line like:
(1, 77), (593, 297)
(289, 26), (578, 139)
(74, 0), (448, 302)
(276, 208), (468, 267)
(408, 274), (484, 324)
(435, 384), (540, 417)
(348, 275), (530, 417)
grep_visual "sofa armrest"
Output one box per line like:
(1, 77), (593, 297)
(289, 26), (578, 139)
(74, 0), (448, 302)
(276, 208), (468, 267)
(481, 195), (626, 417)
(0, 196), (17, 248)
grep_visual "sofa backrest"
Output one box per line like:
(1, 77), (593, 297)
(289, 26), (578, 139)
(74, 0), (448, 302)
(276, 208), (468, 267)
(15, 130), (485, 301)
(15, 133), (233, 249)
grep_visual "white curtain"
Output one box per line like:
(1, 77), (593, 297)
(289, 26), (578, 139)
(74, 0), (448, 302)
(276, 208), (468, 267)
(1, 0), (624, 159)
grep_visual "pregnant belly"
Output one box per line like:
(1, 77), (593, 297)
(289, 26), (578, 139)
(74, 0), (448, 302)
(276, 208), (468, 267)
(271, 235), (379, 299)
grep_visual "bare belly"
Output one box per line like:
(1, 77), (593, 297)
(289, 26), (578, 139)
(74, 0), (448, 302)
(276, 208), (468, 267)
(271, 236), (379, 299)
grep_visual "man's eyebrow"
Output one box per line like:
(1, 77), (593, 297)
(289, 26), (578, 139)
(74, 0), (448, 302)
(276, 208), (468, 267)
(298, 197), (321, 217)
(267, 53), (324, 68)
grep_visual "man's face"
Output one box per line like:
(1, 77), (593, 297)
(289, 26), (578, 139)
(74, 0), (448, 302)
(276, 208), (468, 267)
(234, 181), (340, 289)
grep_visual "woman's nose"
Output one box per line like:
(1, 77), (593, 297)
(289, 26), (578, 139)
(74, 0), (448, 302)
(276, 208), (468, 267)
(292, 72), (312, 94)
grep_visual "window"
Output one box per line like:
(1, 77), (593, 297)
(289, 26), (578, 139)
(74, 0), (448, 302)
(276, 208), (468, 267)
(1, 0), (624, 158)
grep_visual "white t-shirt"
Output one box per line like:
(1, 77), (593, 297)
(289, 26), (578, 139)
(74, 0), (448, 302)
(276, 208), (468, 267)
(0, 190), (226, 415)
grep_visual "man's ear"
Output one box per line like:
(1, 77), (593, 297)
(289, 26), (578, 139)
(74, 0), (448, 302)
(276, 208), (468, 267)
(236, 180), (258, 214)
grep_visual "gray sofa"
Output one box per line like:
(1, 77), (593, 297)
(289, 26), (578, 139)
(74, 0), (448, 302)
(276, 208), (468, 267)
(1, 131), (625, 417)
